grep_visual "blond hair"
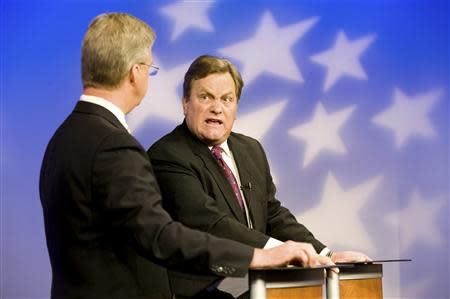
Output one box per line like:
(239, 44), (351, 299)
(81, 13), (156, 89)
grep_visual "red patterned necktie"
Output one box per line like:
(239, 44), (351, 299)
(211, 145), (245, 211)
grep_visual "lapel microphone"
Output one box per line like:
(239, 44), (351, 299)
(240, 182), (252, 190)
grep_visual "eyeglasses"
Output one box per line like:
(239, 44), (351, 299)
(139, 63), (159, 76)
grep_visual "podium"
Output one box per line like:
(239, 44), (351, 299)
(249, 263), (386, 299)
(327, 263), (383, 299)
(249, 267), (325, 299)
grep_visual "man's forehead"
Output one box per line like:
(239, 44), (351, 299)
(192, 74), (236, 93)
(196, 85), (235, 94)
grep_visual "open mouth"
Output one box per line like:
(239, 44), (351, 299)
(205, 118), (223, 125)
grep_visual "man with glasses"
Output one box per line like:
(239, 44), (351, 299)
(39, 13), (334, 299)
(148, 55), (370, 298)
(139, 62), (160, 76)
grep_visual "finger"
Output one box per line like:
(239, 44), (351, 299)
(356, 253), (370, 262)
(299, 248), (317, 267)
(318, 256), (334, 266)
(331, 267), (340, 274)
(318, 256), (339, 273)
(306, 252), (318, 267)
(301, 245), (318, 267)
(296, 249), (309, 267)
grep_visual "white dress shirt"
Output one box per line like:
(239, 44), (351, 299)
(79, 94), (130, 133)
(213, 139), (330, 296)
(212, 140), (331, 256)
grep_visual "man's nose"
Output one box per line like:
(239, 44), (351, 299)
(210, 100), (223, 114)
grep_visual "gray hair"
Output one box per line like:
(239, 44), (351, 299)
(81, 13), (156, 89)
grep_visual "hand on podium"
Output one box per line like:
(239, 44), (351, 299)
(250, 240), (335, 268)
(331, 251), (372, 263)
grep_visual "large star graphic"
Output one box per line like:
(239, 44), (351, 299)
(384, 190), (445, 251)
(372, 88), (441, 149)
(234, 100), (288, 186)
(218, 11), (318, 84)
(296, 172), (382, 252)
(127, 57), (190, 132)
(233, 100), (287, 140)
(288, 102), (356, 168)
(310, 31), (376, 92)
(160, 0), (215, 41)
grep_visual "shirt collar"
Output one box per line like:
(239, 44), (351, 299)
(209, 140), (232, 158)
(79, 94), (130, 133)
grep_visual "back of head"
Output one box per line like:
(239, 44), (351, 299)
(81, 13), (156, 90)
(183, 55), (244, 100)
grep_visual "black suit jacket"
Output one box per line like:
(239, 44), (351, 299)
(39, 102), (253, 299)
(148, 122), (326, 297)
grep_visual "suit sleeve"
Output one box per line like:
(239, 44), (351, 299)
(91, 131), (253, 277)
(254, 140), (326, 253)
(149, 146), (271, 249)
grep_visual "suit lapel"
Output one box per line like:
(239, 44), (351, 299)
(228, 135), (265, 232)
(181, 125), (247, 224)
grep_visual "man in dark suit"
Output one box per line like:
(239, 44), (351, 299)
(148, 55), (371, 298)
(39, 14), (333, 299)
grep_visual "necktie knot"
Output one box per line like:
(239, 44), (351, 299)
(211, 145), (223, 160)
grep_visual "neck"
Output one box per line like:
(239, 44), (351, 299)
(83, 86), (134, 114)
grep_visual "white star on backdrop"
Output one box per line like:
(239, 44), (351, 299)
(288, 102), (356, 168)
(219, 11), (318, 84)
(128, 57), (190, 132)
(160, 0), (215, 41)
(233, 100), (287, 184)
(234, 100), (287, 140)
(310, 31), (376, 92)
(296, 172), (382, 252)
(372, 88), (441, 149)
(385, 190), (445, 251)
(234, 100), (288, 187)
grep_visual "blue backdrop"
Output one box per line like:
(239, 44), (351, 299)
(1, 0), (449, 298)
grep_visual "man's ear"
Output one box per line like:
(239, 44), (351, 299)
(182, 97), (188, 115)
(128, 64), (139, 84)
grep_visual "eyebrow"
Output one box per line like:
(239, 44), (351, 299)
(221, 92), (234, 97)
(197, 89), (235, 98)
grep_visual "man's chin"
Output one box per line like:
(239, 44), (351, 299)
(201, 136), (225, 146)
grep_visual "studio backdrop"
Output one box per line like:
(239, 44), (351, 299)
(2, 0), (449, 298)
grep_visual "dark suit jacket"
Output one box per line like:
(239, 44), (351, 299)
(148, 122), (326, 297)
(39, 102), (253, 299)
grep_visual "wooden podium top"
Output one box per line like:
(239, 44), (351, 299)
(249, 260), (411, 299)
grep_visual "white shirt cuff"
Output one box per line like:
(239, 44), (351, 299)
(319, 247), (331, 256)
(264, 238), (284, 249)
